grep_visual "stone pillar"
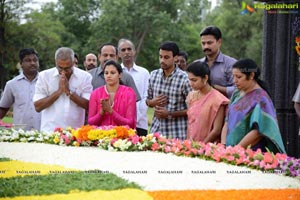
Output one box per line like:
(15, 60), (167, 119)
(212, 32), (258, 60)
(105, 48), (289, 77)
(262, 2), (300, 157)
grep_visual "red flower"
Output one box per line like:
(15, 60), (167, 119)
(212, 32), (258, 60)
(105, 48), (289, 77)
(54, 127), (63, 132)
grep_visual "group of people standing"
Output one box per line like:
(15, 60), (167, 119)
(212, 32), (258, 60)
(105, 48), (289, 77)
(0, 25), (287, 154)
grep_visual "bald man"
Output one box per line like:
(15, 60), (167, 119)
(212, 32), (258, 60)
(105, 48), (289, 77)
(84, 53), (98, 71)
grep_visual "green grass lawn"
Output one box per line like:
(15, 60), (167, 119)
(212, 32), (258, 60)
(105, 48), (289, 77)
(0, 172), (141, 197)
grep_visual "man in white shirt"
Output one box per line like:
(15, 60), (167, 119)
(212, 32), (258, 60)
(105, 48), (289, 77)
(33, 47), (93, 132)
(118, 38), (150, 136)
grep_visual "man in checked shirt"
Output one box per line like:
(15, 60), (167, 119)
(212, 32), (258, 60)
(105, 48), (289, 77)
(146, 41), (192, 140)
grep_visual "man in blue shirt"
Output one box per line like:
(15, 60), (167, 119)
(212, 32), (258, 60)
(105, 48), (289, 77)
(0, 48), (41, 130)
(198, 26), (236, 98)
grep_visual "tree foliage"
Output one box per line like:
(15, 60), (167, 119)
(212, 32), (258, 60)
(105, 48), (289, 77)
(204, 0), (263, 66)
(0, 0), (28, 85)
(1, 0), (263, 88)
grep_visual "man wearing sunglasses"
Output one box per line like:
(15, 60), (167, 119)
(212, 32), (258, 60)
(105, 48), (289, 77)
(33, 47), (93, 132)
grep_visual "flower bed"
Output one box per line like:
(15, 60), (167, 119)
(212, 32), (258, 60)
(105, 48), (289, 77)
(0, 125), (299, 177)
(1, 142), (300, 200)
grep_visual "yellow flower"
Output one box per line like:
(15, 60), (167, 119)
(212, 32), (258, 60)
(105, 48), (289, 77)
(72, 130), (79, 139)
(53, 135), (60, 144)
(73, 141), (80, 147)
(66, 127), (73, 132)
(146, 134), (153, 140)
(128, 128), (136, 136)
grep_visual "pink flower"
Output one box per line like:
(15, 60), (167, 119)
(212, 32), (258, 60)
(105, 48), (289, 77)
(151, 143), (160, 151)
(164, 145), (172, 153)
(197, 148), (205, 155)
(212, 152), (221, 162)
(225, 155), (235, 162)
(171, 146), (181, 154)
(54, 127), (62, 132)
(190, 148), (198, 156)
(61, 135), (70, 145)
(158, 137), (168, 144)
(235, 157), (247, 165)
(259, 160), (266, 169)
(263, 152), (274, 164)
(130, 135), (140, 145)
(251, 159), (261, 167)
(65, 138), (70, 145)
(275, 153), (288, 161)
(153, 132), (160, 139)
(184, 150), (191, 156)
(182, 140), (192, 150)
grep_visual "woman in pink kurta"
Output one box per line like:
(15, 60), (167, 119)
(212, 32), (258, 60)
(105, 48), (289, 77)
(88, 60), (136, 128)
(186, 61), (229, 143)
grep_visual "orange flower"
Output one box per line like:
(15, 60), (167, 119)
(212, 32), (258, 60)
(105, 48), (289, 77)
(115, 126), (129, 139)
(296, 37), (300, 43)
(76, 125), (94, 141)
(148, 189), (300, 200)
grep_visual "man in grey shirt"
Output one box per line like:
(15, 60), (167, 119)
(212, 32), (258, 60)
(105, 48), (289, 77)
(0, 48), (41, 130)
(197, 26), (236, 98)
(89, 43), (141, 101)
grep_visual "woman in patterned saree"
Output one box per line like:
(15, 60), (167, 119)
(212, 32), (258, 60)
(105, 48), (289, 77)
(221, 58), (286, 153)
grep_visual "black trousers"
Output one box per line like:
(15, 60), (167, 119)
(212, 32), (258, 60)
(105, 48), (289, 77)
(136, 128), (148, 136)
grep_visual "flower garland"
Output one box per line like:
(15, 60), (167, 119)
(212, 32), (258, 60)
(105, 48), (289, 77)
(0, 126), (299, 177)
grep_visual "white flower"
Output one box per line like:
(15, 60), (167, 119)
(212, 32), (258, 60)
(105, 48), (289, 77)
(28, 136), (36, 141)
(108, 145), (117, 152)
(120, 140), (132, 151)
(11, 132), (20, 141)
(113, 139), (122, 148)
(36, 137), (44, 142)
